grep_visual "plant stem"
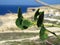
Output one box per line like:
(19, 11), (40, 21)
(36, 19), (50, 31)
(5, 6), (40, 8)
(46, 30), (60, 40)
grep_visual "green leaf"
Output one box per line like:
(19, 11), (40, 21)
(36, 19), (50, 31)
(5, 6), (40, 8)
(16, 19), (33, 30)
(18, 8), (23, 24)
(22, 19), (33, 28)
(18, 8), (23, 19)
(16, 19), (27, 30)
(16, 8), (33, 30)
(37, 11), (44, 27)
(39, 25), (48, 40)
(15, 18), (23, 29)
(34, 9), (40, 21)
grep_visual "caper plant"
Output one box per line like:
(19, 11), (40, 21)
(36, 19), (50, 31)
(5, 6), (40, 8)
(16, 8), (60, 41)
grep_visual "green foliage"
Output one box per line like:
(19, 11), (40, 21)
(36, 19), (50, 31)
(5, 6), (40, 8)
(37, 11), (44, 27)
(16, 8), (23, 29)
(16, 8), (60, 42)
(34, 9), (40, 21)
(16, 8), (33, 30)
(22, 19), (33, 28)
(18, 8), (23, 24)
(16, 19), (33, 30)
(35, 11), (48, 40)
(39, 25), (48, 40)
(16, 18), (23, 30)
(18, 8), (23, 19)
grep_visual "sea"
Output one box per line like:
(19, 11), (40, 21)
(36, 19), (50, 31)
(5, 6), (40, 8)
(0, 5), (42, 15)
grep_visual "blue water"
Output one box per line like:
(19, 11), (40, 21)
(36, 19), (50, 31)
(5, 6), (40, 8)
(0, 5), (42, 15)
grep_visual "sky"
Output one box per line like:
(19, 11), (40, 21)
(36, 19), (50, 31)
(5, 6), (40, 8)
(0, 0), (60, 5)
(0, 0), (40, 5)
